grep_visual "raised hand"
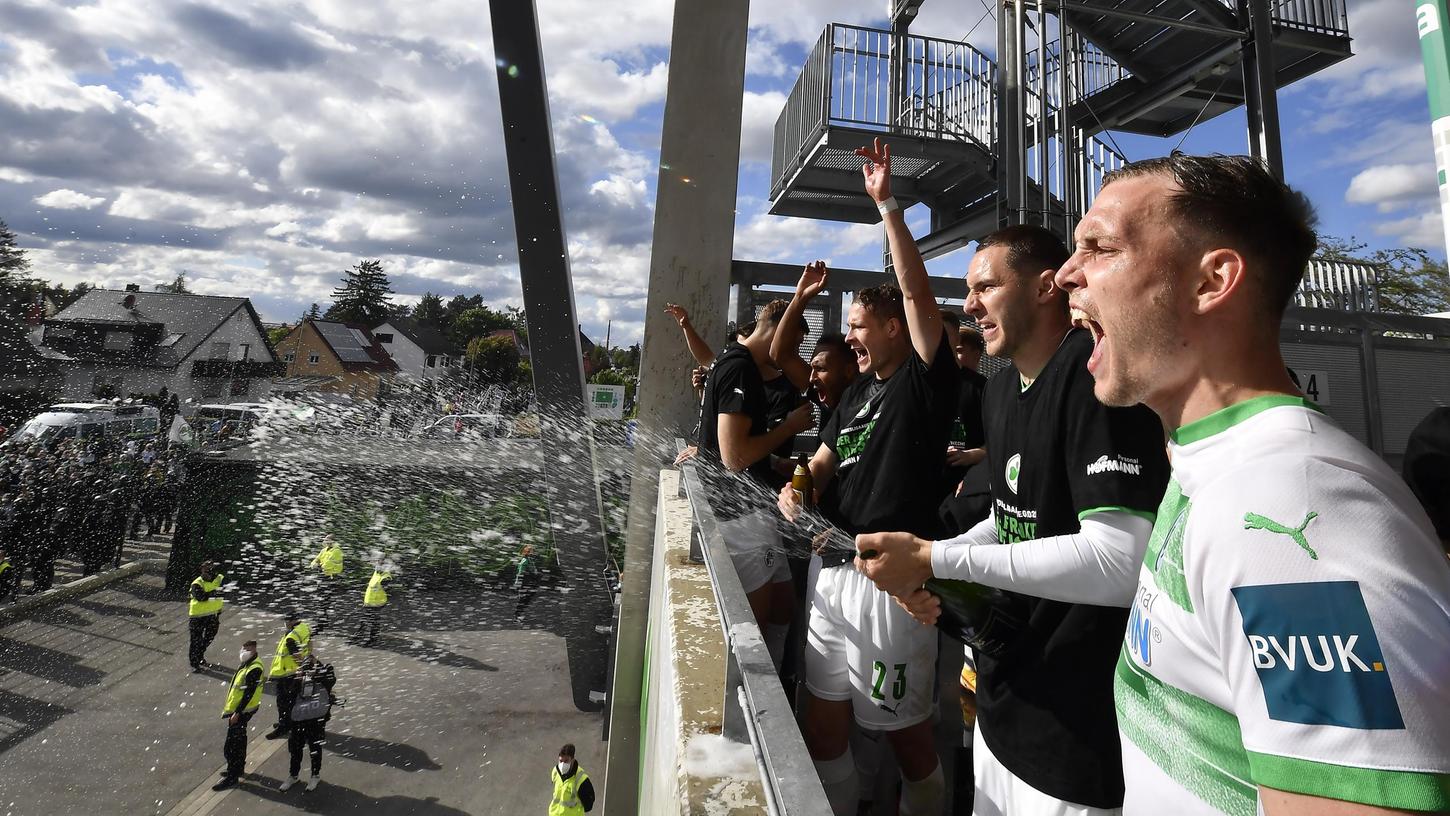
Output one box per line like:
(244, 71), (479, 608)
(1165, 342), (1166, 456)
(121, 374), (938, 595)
(664, 303), (691, 328)
(797, 261), (829, 300)
(855, 137), (892, 204)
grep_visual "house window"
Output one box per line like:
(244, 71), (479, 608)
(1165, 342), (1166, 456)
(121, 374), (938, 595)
(237, 343), (251, 361)
(45, 325), (75, 341)
(210, 341), (229, 360)
(426, 355), (438, 368)
(283, 352), (296, 363)
(308, 353), (320, 365)
(104, 331), (133, 351)
(158, 333), (184, 347)
(201, 378), (224, 398)
(375, 333), (393, 344)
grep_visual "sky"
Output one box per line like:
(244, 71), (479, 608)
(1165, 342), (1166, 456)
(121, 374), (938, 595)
(0, 0), (1440, 346)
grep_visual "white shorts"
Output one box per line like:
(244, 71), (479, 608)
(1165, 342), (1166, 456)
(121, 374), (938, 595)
(973, 724), (1121, 816)
(718, 508), (791, 594)
(804, 557), (938, 731)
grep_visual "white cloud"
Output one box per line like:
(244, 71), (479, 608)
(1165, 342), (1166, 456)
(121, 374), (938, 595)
(734, 211), (879, 261)
(740, 90), (787, 166)
(35, 189), (106, 209)
(1374, 209), (1447, 250)
(1345, 163), (1439, 212)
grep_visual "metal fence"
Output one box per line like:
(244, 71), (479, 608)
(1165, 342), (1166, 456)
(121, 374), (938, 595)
(676, 443), (833, 816)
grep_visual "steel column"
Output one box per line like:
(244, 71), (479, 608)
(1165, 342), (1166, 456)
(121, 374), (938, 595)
(1240, 0), (1285, 179)
(488, 0), (612, 716)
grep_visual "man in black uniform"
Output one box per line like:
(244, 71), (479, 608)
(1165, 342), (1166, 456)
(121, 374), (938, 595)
(856, 224), (1168, 815)
(697, 299), (815, 666)
(777, 137), (959, 816)
(937, 311), (990, 536)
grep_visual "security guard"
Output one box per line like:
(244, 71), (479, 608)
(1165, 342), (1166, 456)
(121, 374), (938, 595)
(549, 744), (595, 814)
(265, 611), (311, 739)
(188, 561), (225, 672)
(309, 537), (344, 632)
(358, 566), (392, 647)
(213, 639), (264, 791)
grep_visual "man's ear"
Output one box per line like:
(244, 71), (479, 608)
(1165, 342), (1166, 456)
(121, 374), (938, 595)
(1035, 267), (1059, 303)
(1195, 248), (1248, 315)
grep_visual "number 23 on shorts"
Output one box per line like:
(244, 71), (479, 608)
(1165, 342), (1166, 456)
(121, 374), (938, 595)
(870, 661), (907, 701)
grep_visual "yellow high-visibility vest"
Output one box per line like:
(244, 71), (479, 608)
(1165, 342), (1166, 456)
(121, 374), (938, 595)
(549, 766), (589, 816)
(363, 570), (390, 607)
(268, 622), (312, 678)
(314, 545), (343, 577)
(223, 659), (264, 715)
(188, 574), (224, 618)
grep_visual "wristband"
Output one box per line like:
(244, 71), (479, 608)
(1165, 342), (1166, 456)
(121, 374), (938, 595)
(876, 196), (900, 216)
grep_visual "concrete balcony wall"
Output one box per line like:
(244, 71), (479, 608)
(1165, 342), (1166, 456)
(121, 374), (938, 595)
(639, 469), (768, 814)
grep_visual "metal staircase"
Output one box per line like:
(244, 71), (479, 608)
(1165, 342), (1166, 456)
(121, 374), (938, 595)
(767, 0), (1352, 256)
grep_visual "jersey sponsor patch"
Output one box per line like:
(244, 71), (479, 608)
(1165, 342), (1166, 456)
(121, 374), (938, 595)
(1004, 453), (1021, 494)
(1085, 454), (1143, 476)
(1231, 581), (1403, 730)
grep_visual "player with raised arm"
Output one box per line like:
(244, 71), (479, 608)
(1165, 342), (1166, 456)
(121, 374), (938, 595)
(856, 224), (1169, 816)
(1050, 154), (1450, 815)
(778, 137), (959, 816)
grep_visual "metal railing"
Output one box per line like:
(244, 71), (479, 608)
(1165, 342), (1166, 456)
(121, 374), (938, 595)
(772, 24), (995, 196)
(676, 444), (833, 816)
(1025, 39), (1131, 108)
(1296, 259), (1381, 312)
(1267, 0), (1350, 35)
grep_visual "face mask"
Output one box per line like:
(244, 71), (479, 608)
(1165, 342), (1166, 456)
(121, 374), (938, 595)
(557, 761), (571, 775)
(239, 649), (254, 664)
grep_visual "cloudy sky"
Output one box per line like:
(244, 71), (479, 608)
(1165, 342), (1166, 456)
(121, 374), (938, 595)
(0, 0), (1440, 345)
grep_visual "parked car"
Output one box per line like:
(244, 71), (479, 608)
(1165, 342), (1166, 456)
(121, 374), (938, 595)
(5, 402), (162, 447)
(421, 413), (511, 440)
(191, 403), (271, 445)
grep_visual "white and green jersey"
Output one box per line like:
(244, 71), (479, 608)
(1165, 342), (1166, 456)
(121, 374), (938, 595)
(1116, 396), (1450, 815)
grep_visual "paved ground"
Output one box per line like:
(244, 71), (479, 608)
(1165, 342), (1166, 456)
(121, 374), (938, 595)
(0, 563), (608, 815)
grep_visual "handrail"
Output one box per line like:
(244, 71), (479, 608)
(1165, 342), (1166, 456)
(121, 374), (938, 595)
(675, 443), (833, 816)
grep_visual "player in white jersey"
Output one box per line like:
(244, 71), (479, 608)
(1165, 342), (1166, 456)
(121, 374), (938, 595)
(1051, 154), (1450, 815)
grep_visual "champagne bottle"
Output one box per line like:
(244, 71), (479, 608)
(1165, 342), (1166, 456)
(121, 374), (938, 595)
(854, 549), (1024, 656)
(920, 577), (1025, 657)
(791, 453), (813, 508)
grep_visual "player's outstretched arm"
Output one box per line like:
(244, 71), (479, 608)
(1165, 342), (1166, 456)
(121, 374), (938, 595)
(664, 303), (716, 368)
(770, 261), (827, 392)
(855, 137), (942, 365)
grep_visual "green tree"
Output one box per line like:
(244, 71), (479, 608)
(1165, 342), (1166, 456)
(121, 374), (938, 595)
(1317, 236), (1450, 316)
(267, 325), (293, 347)
(325, 259), (393, 326)
(449, 305), (513, 346)
(506, 305), (529, 346)
(414, 292), (446, 326)
(153, 272), (190, 294)
(0, 219), (29, 282)
(305, 303), (322, 321)
(465, 334), (522, 383)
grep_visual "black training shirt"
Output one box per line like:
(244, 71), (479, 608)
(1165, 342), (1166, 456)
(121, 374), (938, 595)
(697, 342), (775, 520)
(819, 331), (958, 539)
(974, 328), (1168, 808)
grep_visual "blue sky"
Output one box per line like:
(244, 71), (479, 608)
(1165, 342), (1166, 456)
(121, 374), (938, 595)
(0, 0), (1440, 346)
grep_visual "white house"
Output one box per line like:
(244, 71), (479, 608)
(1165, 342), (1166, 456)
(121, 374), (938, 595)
(38, 286), (281, 404)
(371, 317), (463, 381)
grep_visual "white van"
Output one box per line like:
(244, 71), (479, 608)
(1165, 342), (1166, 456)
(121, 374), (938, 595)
(7, 403), (162, 447)
(192, 403), (270, 442)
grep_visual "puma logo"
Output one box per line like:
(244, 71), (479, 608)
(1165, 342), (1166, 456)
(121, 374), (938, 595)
(877, 703), (899, 716)
(1243, 511), (1319, 560)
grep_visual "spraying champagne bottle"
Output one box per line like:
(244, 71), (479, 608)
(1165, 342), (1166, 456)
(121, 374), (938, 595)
(854, 549), (1025, 657)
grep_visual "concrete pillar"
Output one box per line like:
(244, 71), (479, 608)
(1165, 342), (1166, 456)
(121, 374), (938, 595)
(602, 0), (752, 812)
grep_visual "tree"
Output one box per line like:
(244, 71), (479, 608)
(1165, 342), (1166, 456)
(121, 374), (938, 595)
(0, 220), (29, 283)
(387, 301), (412, 319)
(305, 303), (322, 321)
(449, 305), (513, 346)
(267, 325), (293, 347)
(153, 272), (191, 294)
(506, 305), (529, 346)
(1317, 236), (1450, 316)
(414, 292), (446, 326)
(325, 259), (393, 326)
(465, 335), (522, 383)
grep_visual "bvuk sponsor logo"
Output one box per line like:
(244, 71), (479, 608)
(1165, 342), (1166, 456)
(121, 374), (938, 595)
(1232, 581), (1403, 730)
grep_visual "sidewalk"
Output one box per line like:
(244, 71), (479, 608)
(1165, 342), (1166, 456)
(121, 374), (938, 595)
(0, 563), (607, 815)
